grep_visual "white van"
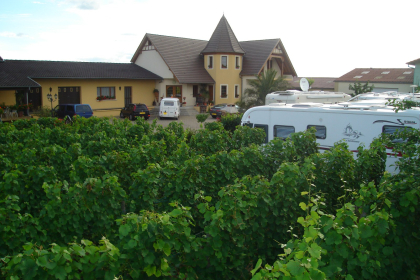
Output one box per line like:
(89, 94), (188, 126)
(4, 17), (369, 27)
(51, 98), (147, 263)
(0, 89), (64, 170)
(159, 98), (180, 120)
(241, 103), (420, 173)
(265, 90), (351, 105)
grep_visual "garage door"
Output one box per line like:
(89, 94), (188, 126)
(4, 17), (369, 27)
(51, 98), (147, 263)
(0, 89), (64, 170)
(58, 87), (80, 104)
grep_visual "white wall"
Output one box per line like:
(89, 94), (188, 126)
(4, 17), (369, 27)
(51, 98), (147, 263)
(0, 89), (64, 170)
(134, 50), (173, 79)
(154, 79), (196, 106)
(336, 82), (413, 94)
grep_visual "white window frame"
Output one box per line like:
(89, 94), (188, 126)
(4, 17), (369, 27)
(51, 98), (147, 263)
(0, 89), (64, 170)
(208, 55), (213, 69)
(235, 56), (240, 69)
(221, 55), (228, 69)
(234, 84), (239, 98)
(220, 84), (228, 98)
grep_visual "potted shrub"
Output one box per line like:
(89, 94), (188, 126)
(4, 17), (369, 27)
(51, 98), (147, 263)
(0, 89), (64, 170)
(153, 89), (159, 101)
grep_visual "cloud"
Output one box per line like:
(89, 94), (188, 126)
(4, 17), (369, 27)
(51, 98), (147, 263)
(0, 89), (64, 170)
(66, 0), (100, 10)
(0, 32), (31, 38)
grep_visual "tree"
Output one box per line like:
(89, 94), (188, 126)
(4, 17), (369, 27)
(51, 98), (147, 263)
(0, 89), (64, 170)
(348, 81), (374, 96)
(307, 78), (315, 89)
(237, 69), (289, 110)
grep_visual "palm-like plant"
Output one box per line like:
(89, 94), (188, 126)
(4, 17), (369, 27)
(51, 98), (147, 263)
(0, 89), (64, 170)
(238, 69), (289, 110)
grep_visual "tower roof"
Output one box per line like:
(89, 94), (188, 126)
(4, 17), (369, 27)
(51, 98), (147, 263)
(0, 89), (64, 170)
(201, 15), (245, 55)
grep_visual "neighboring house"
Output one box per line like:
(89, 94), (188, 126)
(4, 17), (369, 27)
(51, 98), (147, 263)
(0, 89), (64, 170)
(406, 58), (420, 88)
(0, 59), (162, 115)
(290, 77), (336, 92)
(131, 15), (297, 106)
(334, 68), (414, 94)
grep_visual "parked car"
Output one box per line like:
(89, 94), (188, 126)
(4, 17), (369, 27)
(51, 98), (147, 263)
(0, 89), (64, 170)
(120, 103), (150, 120)
(159, 98), (180, 120)
(209, 103), (239, 118)
(53, 104), (93, 119)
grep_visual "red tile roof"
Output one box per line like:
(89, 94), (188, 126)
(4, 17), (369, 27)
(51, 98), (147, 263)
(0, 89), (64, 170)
(335, 68), (414, 84)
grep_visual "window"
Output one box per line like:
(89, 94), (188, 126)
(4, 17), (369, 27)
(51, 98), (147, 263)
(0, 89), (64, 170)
(383, 125), (413, 143)
(193, 85), (198, 97)
(166, 85), (182, 98)
(234, 85), (239, 98)
(307, 125), (326, 139)
(254, 124), (268, 143)
(208, 56), (213, 69)
(274, 125), (295, 139)
(221, 56), (228, 69)
(221, 85), (228, 98)
(97, 87), (115, 99)
(236, 56), (240, 69)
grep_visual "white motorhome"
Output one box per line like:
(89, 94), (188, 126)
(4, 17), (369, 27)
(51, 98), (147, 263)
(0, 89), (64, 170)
(265, 90), (351, 105)
(241, 103), (420, 173)
(159, 98), (181, 120)
(347, 92), (411, 102)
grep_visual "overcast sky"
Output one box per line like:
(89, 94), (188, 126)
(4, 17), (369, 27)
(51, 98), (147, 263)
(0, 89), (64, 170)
(1, 0), (418, 78)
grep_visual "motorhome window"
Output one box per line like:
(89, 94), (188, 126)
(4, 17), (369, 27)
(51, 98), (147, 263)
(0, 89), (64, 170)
(254, 124), (268, 143)
(244, 123), (253, 128)
(274, 125), (295, 139)
(382, 125), (413, 143)
(164, 101), (175, 106)
(307, 125), (326, 139)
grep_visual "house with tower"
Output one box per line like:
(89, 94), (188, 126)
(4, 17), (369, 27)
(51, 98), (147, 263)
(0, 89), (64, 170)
(131, 15), (297, 106)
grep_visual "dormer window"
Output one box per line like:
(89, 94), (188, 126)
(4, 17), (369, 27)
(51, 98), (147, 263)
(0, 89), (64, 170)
(208, 56), (213, 69)
(221, 56), (228, 69)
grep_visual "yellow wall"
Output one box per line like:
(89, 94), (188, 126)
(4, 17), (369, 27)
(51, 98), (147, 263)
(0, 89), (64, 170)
(35, 78), (156, 110)
(0, 90), (17, 106)
(205, 54), (242, 105)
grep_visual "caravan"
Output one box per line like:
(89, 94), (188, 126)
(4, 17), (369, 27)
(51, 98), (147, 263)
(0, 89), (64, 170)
(241, 103), (420, 173)
(265, 90), (351, 105)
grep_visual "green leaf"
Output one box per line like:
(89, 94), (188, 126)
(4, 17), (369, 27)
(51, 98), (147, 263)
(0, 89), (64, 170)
(52, 265), (67, 280)
(20, 258), (38, 278)
(383, 246), (393, 256)
(161, 258), (169, 271)
(346, 274), (354, 280)
(119, 224), (131, 237)
(162, 243), (171, 256)
(287, 260), (304, 276)
(308, 243), (322, 259)
(144, 252), (156, 264)
(126, 239), (137, 249)
(144, 265), (156, 277)
(36, 256), (48, 267)
(299, 202), (307, 211)
(204, 196), (212, 202)
(184, 227), (191, 237)
(250, 259), (262, 276)
(169, 209), (183, 217)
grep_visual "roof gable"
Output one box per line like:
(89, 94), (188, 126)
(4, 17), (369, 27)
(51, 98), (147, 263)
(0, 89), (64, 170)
(240, 39), (297, 77)
(335, 68), (414, 84)
(133, 34), (214, 84)
(201, 16), (245, 55)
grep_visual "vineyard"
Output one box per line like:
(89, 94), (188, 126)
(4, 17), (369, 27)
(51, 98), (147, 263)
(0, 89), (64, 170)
(0, 116), (419, 279)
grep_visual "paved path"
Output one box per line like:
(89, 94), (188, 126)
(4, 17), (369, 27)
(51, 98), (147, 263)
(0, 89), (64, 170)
(117, 106), (217, 130)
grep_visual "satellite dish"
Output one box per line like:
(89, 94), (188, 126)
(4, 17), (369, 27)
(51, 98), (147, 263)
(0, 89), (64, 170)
(300, 78), (309, 91)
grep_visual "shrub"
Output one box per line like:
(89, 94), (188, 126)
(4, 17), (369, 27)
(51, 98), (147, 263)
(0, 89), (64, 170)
(220, 113), (242, 132)
(196, 113), (209, 123)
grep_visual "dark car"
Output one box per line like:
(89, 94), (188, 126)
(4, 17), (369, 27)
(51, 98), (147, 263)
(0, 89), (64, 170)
(120, 103), (150, 120)
(53, 104), (93, 119)
(209, 103), (239, 118)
